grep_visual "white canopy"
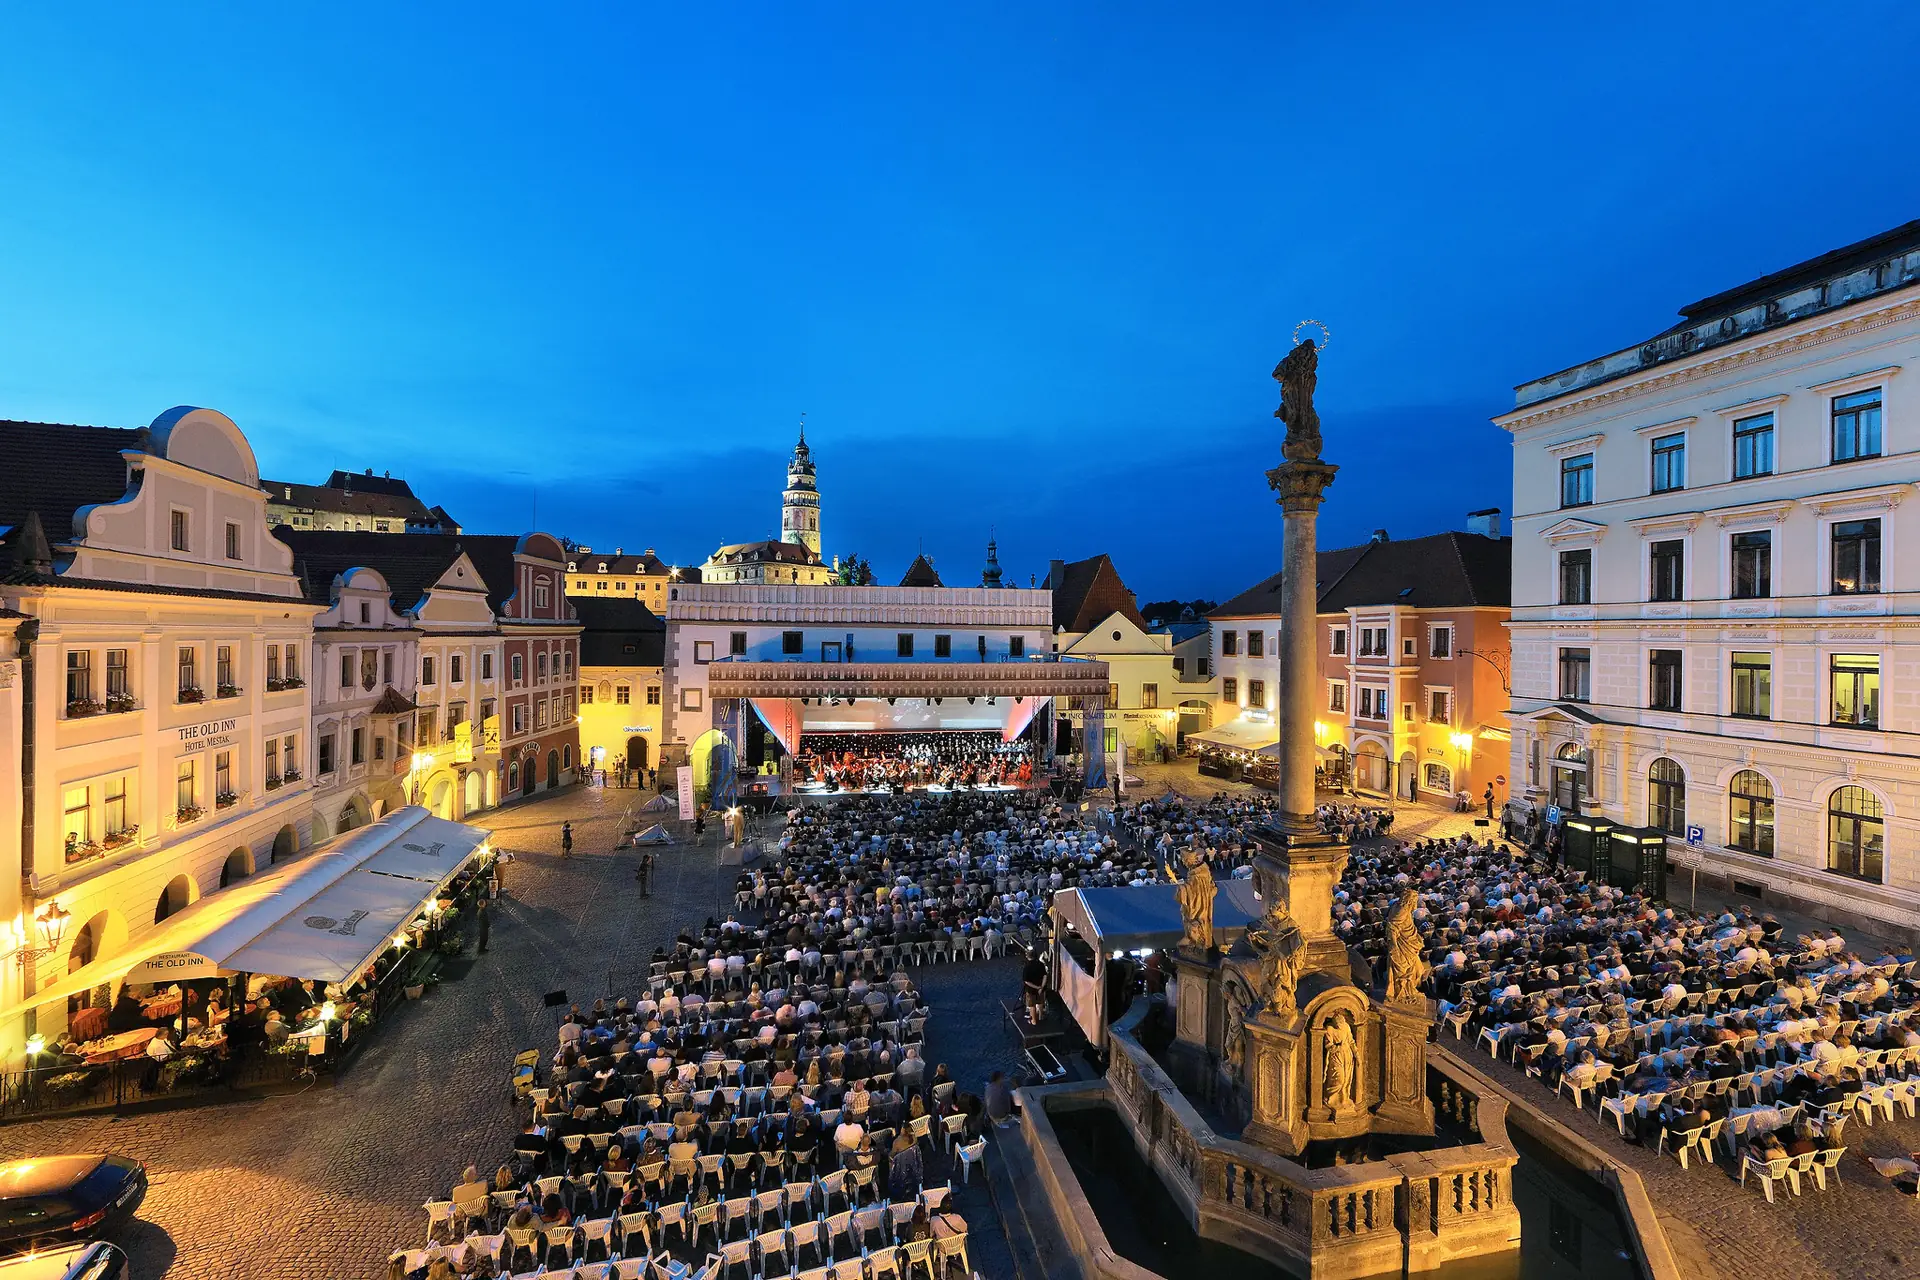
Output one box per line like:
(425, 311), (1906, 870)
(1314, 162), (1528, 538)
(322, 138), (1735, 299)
(0, 808), (490, 1019)
(1188, 717), (1280, 755)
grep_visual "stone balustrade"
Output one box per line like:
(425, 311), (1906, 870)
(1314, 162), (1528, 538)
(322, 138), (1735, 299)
(1103, 1003), (1520, 1278)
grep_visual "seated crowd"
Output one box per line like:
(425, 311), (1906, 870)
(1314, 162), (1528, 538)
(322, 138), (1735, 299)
(793, 732), (1035, 793)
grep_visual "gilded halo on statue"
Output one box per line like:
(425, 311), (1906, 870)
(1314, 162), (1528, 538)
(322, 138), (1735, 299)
(1291, 319), (1331, 351)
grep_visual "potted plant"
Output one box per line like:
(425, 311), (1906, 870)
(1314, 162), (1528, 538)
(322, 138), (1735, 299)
(102, 825), (138, 849)
(177, 686), (206, 705)
(282, 767), (302, 783)
(217, 683), (243, 699)
(215, 790), (240, 809)
(104, 692), (137, 714)
(65, 697), (103, 718)
(281, 676), (305, 689)
(264, 775), (283, 791)
(63, 832), (102, 864)
(175, 803), (205, 824)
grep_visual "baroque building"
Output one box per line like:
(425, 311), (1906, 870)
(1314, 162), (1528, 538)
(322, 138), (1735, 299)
(1499, 218), (1920, 935)
(700, 426), (834, 585)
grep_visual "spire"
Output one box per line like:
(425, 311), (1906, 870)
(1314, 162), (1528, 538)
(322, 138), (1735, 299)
(981, 530), (1003, 588)
(10, 510), (53, 575)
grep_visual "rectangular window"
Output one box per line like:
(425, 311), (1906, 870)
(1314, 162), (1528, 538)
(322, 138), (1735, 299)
(1329, 682), (1346, 713)
(1429, 627), (1452, 659)
(479, 698), (494, 723)
(778, 631), (801, 655)
(1403, 637), (1416, 658)
(481, 652), (494, 680)
(580, 684), (594, 705)
(426, 654), (442, 686)
(1832, 519), (1881, 594)
(265, 738), (279, 783)
(285, 645), (299, 682)
(1731, 531), (1772, 599)
(1373, 626), (1389, 655)
(896, 633), (914, 658)
(534, 580), (550, 609)
(1197, 656), (1208, 677)
(418, 708), (438, 744)
(282, 735), (298, 775)
(103, 777), (128, 836)
(1428, 689), (1451, 724)
(1221, 631), (1239, 657)
(732, 632), (750, 657)
(1733, 413), (1774, 479)
(104, 647), (129, 703)
(616, 685), (631, 705)
(1649, 433), (1686, 493)
(1832, 388), (1882, 462)
(318, 733), (335, 774)
(265, 644), (280, 685)
(1831, 654), (1880, 728)
(536, 652), (549, 683)
(1222, 676), (1238, 702)
(646, 686), (660, 705)
(1732, 652), (1771, 719)
(350, 728), (365, 765)
(225, 522), (240, 560)
(692, 642), (713, 665)
(1560, 453), (1594, 507)
(934, 634), (952, 658)
(1247, 679), (1266, 708)
(176, 760), (196, 812)
(509, 705), (524, 734)
(680, 687), (704, 711)
(359, 601), (371, 623)
(1248, 631), (1265, 658)
(1558, 647), (1591, 702)
(447, 701), (466, 729)
(1649, 539), (1684, 602)
(170, 509), (190, 552)
(1559, 549), (1592, 605)
(215, 749), (232, 796)
(450, 653), (464, 683)
(374, 735), (386, 761)
(1649, 649), (1682, 711)
(1141, 683), (1158, 709)
(1330, 628), (1347, 656)
(1009, 636), (1025, 658)
(535, 700), (548, 730)
(819, 641), (843, 663)
(63, 785), (89, 846)
(177, 646), (198, 697)
(217, 645), (235, 692)
(341, 651), (355, 689)
(66, 650), (92, 707)
(383, 651), (394, 685)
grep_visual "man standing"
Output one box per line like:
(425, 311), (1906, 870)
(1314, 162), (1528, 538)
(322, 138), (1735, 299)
(561, 822), (574, 859)
(1484, 784), (1496, 821)
(477, 900), (491, 953)
(639, 849), (655, 897)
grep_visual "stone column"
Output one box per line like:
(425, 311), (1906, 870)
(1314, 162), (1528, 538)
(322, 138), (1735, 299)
(1265, 459), (1338, 834)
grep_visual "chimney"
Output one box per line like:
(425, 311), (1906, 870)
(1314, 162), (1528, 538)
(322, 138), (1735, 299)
(645, 548), (655, 557)
(1047, 559), (1065, 590)
(1466, 508), (1503, 538)
(615, 547), (623, 557)
(365, 467), (373, 476)
(1370, 529), (1390, 544)
(282, 486), (291, 500)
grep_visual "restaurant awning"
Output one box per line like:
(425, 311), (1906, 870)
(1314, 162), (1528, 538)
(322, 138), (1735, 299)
(1187, 718), (1279, 754)
(0, 808), (490, 1019)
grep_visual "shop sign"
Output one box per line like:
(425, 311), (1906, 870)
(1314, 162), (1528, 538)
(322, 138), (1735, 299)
(482, 715), (501, 754)
(454, 720), (474, 764)
(176, 717), (241, 754)
(621, 726), (656, 734)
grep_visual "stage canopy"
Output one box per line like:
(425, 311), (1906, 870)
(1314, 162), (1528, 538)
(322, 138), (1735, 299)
(0, 809), (490, 1018)
(1055, 880), (1264, 955)
(1188, 717), (1280, 755)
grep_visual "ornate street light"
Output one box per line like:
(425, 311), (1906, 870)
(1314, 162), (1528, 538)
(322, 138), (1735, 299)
(7, 902), (71, 968)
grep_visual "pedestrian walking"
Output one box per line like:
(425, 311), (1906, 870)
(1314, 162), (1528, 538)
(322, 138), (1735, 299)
(638, 849), (655, 897)
(477, 901), (491, 953)
(561, 822), (574, 859)
(1483, 784), (1495, 820)
(693, 813), (705, 843)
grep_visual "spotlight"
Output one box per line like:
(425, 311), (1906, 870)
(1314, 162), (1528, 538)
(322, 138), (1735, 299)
(933, 697), (942, 705)
(847, 697), (857, 705)
(987, 697), (995, 706)
(968, 696), (976, 704)
(887, 697), (897, 706)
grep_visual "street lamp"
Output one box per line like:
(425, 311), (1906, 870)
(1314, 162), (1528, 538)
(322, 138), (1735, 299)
(408, 752), (436, 806)
(7, 902), (70, 968)
(1449, 731), (1473, 794)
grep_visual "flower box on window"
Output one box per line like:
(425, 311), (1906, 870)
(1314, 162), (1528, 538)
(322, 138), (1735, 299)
(177, 686), (207, 705)
(216, 684), (243, 699)
(175, 804), (205, 824)
(105, 693), (137, 714)
(65, 698), (104, 718)
(102, 826), (139, 849)
(280, 677), (305, 690)
(281, 768), (302, 783)
(63, 833), (102, 863)
(265, 678), (288, 692)
(264, 775), (283, 791)
(215, 791), (240, 809)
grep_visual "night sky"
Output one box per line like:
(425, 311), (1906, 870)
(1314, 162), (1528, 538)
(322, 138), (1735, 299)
(2, 6), (1918, 602)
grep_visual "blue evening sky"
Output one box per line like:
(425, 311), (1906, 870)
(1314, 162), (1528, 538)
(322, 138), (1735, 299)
(2, 5), (1917, 604)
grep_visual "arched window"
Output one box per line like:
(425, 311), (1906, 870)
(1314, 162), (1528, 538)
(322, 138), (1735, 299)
(1728, 771), (1774, 856)
(1828, 786), (1885, 882)
(1647, 757), (1686, 835)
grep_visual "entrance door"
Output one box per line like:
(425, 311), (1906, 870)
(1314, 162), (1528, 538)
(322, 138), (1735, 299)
(546, 749), (560, 788)
(522, 758), (537, 796)
(627, 736), (649, 769)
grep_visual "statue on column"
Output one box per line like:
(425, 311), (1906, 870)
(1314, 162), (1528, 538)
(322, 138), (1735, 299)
(1246, 900), (1306, 1022)
(1385, 890), (1432, 1005)
(1272, 339), (1323, 463)
(1175, 849), (1216, 953)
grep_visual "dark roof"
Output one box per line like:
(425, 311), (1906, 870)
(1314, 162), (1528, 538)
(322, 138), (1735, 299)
(262, 478), (431, 522)
(898, 553), (943, 588)
(422, 504), (461, 531)
(0, 421), (143, 549)
(569, 549), (675, 576)
(369, 686), (419, 715)
(273, 528), (471, 612)
(1210, 534), (1509, 619)
(1674, 218), (1920, 326)
(1154, 621), (1212, 643)
(1317, 532), (1511, 611)
(707, 540), (818, 566)
(0, 569), (307, 606)
(326, 469), (417, 498)
(572, 595), (665, 668)
(1208, 544), (1371, 619)
(1044, 554), (1145, 633)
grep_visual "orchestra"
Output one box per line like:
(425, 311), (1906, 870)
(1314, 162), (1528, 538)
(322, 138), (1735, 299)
(792, 730), (1036, 793)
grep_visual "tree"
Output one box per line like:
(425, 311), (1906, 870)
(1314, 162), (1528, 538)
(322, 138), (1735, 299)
(1140, 598), (1219, 627)
(836, 554), (874, 586)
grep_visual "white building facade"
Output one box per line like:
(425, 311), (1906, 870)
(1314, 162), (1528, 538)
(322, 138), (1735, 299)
(1499, 220), (1920, 935)
(0, 408), (321, 1055)
(307, 566), (420, 842)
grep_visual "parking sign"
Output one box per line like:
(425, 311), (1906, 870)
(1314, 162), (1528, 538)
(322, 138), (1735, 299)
(1686, 824), (1704, 847)
(1545, 805), (1562, 824)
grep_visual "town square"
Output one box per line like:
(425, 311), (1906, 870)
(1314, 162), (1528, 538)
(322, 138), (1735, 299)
(2, 7), (1920, 1280)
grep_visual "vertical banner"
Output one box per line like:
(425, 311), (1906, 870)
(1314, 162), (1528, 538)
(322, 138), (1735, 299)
(1083, 697), (1107, 791)
(453, 720), (474, 764)
(676, 765), (695, 821)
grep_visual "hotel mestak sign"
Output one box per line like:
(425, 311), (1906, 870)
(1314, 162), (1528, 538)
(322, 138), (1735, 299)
(177, 717), (242, 754)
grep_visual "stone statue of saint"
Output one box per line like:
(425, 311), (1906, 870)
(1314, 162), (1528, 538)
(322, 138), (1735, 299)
(1322, 1015), (1357, 1112)
(1272, 338), (1323, 463)
(1385, 890), (1431, 1005)
(1222, 976), (1253, 1073)
(1246, 900), (1306, 1022)
(1175, 850), (1216, 953)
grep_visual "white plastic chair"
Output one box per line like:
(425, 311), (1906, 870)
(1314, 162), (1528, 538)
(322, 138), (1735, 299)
(1741, 1153), (1792, 1203)
(955, 1137), (987, 1184)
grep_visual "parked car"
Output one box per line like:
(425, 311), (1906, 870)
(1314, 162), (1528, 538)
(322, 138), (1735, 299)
(0, 1157), (146, 1256)
(0, 1242), (128, 1280)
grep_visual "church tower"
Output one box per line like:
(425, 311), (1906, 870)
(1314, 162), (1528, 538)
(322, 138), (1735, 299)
(981, 534), (1003, 587)
(780, 420), (822, 559)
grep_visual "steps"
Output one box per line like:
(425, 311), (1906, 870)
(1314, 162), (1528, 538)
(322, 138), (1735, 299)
(984, 1120), (1084, 1280)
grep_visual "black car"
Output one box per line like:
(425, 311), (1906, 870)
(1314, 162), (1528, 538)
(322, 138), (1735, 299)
(0, 1157), (146, 1256)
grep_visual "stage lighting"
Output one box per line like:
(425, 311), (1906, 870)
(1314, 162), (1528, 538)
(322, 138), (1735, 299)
(987, 696), (996, 705)
(933, 697), (942, 705)
(968, 696), (976, 704)
(887, 697), (897, 705)
(848, 697), (857, 705)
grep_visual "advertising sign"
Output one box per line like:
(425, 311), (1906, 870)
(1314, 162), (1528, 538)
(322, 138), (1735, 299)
(481, 715), (501, 755)
(453, 720), (474, 765)
(676, 765), (695, 821)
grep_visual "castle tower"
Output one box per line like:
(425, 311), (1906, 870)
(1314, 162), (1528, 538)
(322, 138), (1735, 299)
(780, 420), (821, 559)
(981, 535), (1003, 587)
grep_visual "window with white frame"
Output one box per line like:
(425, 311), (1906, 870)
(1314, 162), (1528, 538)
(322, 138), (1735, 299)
(1428, 688), (1451, 724)
(1330, 627), (1347, 656)
(1328, 682), (1345, 713)
(1429, 626), (1452, 659)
